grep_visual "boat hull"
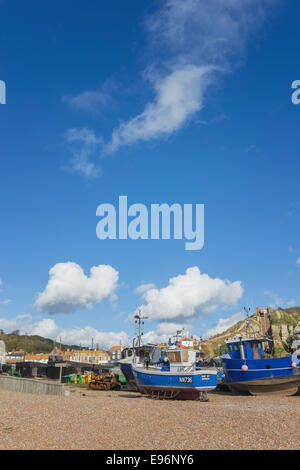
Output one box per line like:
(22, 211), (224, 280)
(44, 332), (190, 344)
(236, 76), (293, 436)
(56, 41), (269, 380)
(221, 355), (300, 395)
(133, 367), (217, 400)
(228, 375), (300, 395)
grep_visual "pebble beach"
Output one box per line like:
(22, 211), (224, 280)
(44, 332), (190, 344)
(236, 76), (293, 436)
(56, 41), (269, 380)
(0, 388), (299, 450)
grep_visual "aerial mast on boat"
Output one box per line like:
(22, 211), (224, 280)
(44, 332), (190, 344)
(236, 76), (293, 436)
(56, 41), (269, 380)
(244, 307), (256, 338)
(134, 309), (148, 347)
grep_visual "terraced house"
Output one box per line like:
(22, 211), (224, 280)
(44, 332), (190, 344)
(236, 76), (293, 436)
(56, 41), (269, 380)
(66, 349), (109, 364)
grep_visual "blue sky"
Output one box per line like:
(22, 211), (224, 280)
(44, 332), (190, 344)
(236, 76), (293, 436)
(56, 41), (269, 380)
(0, 0), (300, 348)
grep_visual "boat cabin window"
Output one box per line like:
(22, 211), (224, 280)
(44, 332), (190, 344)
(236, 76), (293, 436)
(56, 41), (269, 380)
(167, 350), (189, 362)
(233, 343), (239, 351)
(227, 344), (232, 353)
(181, 350), (189, 362)
(128, 350), (133, 357)
(167, 351), (180, 362)
(251, 342), (260, 359)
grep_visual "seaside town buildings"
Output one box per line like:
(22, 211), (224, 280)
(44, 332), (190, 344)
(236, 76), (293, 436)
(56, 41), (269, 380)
(0, 331), (201, 365)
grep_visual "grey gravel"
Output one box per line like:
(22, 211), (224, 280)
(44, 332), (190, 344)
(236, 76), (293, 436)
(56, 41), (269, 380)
(0, 389), (299, 450)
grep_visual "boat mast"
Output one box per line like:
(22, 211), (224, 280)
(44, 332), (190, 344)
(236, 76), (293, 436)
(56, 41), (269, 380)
(244, 307), (255, 338)
(134, 309), (148, 348)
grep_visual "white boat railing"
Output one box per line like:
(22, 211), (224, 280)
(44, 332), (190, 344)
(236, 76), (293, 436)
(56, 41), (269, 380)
(170, 364), (195, 372)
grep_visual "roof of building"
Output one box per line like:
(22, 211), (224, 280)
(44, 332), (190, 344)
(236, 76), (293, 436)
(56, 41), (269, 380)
(72, 349), (109, 354)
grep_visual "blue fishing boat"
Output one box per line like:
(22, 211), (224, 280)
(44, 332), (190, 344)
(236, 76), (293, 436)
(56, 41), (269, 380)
(119, 312), (220, 395)
(220, 335), (300, 395)
(132, 352), (218, 400)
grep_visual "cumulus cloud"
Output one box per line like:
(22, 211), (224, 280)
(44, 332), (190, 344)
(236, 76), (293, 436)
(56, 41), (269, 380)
(297, 258), (300, 267)
(31, 318), (59, 338)
(204, 311), (244, 338)
(57, 325), (129, 349)
(35, 262), (119, 314)
(142, 322), (191, 345)
(136, 266), (243, 322)
(0, 314), (129, 350)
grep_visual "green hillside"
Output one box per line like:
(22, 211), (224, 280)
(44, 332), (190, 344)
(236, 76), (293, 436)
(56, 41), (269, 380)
(0, 330), (82, 354)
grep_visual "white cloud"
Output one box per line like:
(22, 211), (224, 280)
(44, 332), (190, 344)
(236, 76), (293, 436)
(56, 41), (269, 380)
(204, 312), (244, 338)
(0, 314), (129, 349)
(57, 325), (129, 349)
(63, 78), (116, 114)
(0, 314), (33, 334)
(104, 65), (215, 153)
(136, 266), (243, 322)
(35, 262), (119, 314)
(31, 318), (59, 338)
(142, 322), (192, 345)
(64, 128), (103, 178)
(297, 258), (300, 267)
(134, 282), (157, 295)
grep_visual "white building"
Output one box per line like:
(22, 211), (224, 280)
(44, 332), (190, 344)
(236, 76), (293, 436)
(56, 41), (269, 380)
(0, 340), (6, 365)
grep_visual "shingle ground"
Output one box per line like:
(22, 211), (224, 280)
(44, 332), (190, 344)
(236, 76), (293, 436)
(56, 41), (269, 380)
(0, 388), (299, 450)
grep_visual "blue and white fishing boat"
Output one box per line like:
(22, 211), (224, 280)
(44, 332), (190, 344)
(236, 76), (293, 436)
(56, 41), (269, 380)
(119, 327), (203, 387)
(120, 312), (219, 397)
(220, 334), (300, 395)
(132, 348), (218, 400)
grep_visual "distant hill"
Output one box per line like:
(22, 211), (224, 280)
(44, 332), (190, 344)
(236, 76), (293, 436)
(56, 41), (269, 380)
(201, 307), (300, 358)
(0, 330), (82, 354)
